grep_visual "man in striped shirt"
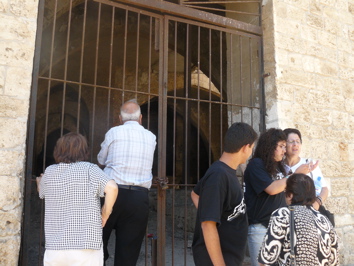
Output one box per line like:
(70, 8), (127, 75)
(98, 99), (156, 266)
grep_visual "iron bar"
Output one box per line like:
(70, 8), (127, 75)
(95, 0), (262, 35)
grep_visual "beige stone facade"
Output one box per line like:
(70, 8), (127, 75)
(0, 0), (39, 264)
(0, 0), (353, 265)
(262, 0), (354, 264)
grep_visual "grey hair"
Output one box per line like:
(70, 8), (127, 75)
(120, 99), (141, 122)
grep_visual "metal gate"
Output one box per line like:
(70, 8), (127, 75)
(20, 0), (264, 265)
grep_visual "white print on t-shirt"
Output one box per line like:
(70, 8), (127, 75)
(227, 198), (246, 222)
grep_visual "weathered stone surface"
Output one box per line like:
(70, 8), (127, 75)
(0, 96), (29, 118)
(0, 177), (21, 212)
(0, 235), (20, 265)
(330, 177), (351, 197)
(0, 209), (21, 237)
(0, 118), (27, 149)
(0, 150), (25, 176)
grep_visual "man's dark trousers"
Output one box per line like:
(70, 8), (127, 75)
(103, 187), (149, 266)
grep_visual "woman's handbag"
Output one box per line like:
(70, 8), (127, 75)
(289, 206), (296, 266)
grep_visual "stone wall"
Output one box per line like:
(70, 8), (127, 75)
(0, 0), (38, 265)
(262, 0), (354, 264)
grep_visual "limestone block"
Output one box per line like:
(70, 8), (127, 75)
(0, 176), (21, 212)
(309, 0), (323, 15)
(311, 109), (331, 126)
(0, 150), (25, 176)
(329, 94), (347, 111)
(273, 1), (287, 18)
(331, 110), (349, 129)
(0, 13), (35, 41)
(330, 178), (351, 197)
(349, 195), (354, 214)
(339, 66), (354, 81)
(0, 235), (20, 265)
(321, 160), (341, 178)
(334, 214), (354, 227)
(315, 75), (342, 95)
(324, 18), (340, 35)
(306, 43), (336, 62)
(5, 66), (33, 98)
(0, 1), (6, 12)
(342, 80), (354, 99)
(0, 66), (4, 93)
(287, 52), (304, 71)
(313, 58), (338, 77)
(326, 142), (341, 162)
(302, 55), (315, 72)
(282, 0), (309, 10)
(277, 69), (316, 88)
(275, 34), (305, 54)
(0, 209), (21, 237)
(306, 13), (323, 30)
(0, 96), (29, 118)
(350, 115), (354, 132)
(349, 2), (354, 17)
(277, 83), (295, 101)
(325, 196), (347, 214)
(337, 36), (352, 52)
(0, 118), (27, 148)
(318, 31), (336, 49)
(275, 49), (289, 66)
(9, 0), (39, 19)
(0, 41), (35, 67)
(275, 17), (301, 37)
(349, 144), (354, 161)
(301, 25), (318, 42)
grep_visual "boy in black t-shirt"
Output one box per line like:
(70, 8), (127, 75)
(191, 122), (258, 266)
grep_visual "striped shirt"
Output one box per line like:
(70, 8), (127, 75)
(97, 121), (156, 189)
(39, 162), (111, 250)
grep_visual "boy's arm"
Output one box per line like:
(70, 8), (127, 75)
(191, 190), (199, 208)
(101, 180), (118, 227)
(36, 173), (44, 193)
(201, 221), (226, 266)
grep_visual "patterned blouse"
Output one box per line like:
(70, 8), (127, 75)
(258, 205), (339, 266)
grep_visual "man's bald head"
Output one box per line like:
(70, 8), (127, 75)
(120, 99), (142, 124)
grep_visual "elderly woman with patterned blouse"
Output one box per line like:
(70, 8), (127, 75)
(36, 132), (118, 266)
(258, 173), (339, 266)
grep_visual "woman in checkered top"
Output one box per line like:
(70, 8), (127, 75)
(36, 132), (118, 266)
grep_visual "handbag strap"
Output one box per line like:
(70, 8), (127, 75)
(289, 205), (296, 265)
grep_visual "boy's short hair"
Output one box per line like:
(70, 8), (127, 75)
(53, 132), (89, 163)
(224, 122), (258, 153)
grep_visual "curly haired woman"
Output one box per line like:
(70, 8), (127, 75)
(244, 128), (315, 266)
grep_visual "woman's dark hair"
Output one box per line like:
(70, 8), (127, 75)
(53, 132), (89, 163)
(286, 174), (316, 206)
(283, 128), (302, 142)
(252, 128), (286, 177)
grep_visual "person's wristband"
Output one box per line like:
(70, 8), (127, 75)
(316, 196), (323, 205)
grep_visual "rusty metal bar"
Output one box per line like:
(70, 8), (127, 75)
(135, 13), (141, 98)
(76, 0), (88, 131)
(240, 35), (243, 122)
(184, 0), (261, 3)
(219, 31), (223, 155)
(95, 0), (262, 35)
(122, 9), (128, 102)
(183, 5), (260, 16)
(156, 16), (167, 266)
(106, 5), (115, 131)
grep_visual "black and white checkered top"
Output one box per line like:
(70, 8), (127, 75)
(39, 161), (111, 250)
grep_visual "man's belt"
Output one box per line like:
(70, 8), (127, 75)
(118, 184), (148, 192)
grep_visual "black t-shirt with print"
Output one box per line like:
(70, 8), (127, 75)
(192, 160), (248, 266)
(244, 158), (287, 227)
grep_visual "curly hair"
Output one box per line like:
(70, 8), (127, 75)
(252, 128), (286, 177)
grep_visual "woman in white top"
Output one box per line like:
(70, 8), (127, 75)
(283, 128), (329, 210)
